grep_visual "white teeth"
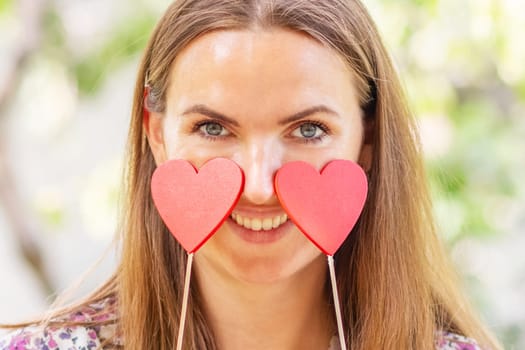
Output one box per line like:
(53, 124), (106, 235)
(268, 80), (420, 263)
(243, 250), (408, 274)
(231, 212), (288, 231)
(251, 218), (262, 231)
(272, 216), (281, 228)
(235, 214), (243, 226)
(262, 218), (273, 230)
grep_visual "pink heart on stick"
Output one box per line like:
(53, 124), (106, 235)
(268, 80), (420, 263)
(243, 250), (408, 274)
(151, 158), (244, 253)
(275, 160), (368, 256)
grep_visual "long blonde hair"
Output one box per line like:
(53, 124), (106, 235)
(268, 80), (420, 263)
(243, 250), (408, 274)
(13, 0), (502, 349)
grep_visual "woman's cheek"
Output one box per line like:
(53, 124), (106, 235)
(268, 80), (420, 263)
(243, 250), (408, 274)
(283, 144), (341, 170)
(165, 137), (237, 168)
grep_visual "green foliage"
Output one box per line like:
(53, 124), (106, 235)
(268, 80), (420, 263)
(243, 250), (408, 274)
(74, 15), (157, 95)
(42, 7), (67, 50)
(517, 79), (525, 101)
(37, 205), (64, 229)
(378, 0), (523, 238)
(29, 4), (157, 95)
(0, 0), (13, 15)
(376, 0), (525, 345)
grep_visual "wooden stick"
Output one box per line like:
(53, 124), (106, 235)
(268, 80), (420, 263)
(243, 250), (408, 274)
(176, 252), (194, 350)
(328, 255), (347, 350)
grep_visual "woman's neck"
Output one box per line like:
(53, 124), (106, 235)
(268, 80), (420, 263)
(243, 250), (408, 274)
(193, 254), (334, 350)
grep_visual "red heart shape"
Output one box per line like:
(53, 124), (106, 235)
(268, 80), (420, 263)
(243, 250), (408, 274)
(275, 160), (368, 255)
(151, 158), (244, 253)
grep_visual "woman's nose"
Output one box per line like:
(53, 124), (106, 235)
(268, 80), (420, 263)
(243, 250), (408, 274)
(236, 140), (283, 205)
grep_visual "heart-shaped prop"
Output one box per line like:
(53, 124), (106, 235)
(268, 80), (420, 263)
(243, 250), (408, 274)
(275, 160), (368, 255)
(151, 158), (244, 253)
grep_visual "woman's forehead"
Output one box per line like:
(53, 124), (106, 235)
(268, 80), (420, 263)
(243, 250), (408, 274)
(165, 29), (359, 117)
(172, 28), (350, 80)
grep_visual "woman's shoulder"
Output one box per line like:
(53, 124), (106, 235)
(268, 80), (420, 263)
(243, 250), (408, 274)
(0, 296), (118, 350)
(0, 326), (103, 350)
(435, 330), (484, 350)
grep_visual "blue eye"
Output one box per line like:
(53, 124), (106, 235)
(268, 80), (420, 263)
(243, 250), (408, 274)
(300, 123), (318, 138)
(290, 122), (327, 141)
(198, 121), (230, 137)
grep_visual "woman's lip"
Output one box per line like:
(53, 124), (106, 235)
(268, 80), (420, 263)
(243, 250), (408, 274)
(226, 217), (292, 244)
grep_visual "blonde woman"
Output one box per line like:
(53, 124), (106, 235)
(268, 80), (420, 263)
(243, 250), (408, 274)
(1, 0), (502, 349)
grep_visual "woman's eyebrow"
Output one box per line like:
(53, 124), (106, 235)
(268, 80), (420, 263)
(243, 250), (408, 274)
(278, 105), (339, 125)
(181, 104), (339, 126)
(182, 104), (240, 127)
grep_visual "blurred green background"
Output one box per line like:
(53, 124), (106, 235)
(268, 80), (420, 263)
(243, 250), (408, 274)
(0, 0), (523, 347)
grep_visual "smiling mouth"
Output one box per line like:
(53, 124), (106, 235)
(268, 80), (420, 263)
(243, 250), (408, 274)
(230, 212), (289, 231)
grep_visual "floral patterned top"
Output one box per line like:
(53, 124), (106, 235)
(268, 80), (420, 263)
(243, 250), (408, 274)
(0, 297), (484, 349)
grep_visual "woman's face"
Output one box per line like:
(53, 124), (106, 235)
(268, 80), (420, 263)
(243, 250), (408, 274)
(147, 29), (369, 284)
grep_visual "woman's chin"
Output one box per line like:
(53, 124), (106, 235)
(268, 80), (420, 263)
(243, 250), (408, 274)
(227, 248), (326, 286)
